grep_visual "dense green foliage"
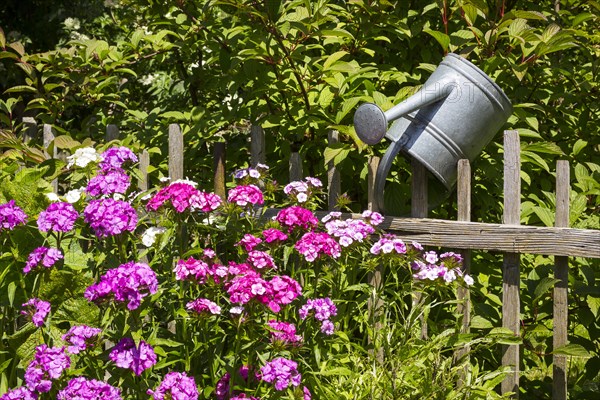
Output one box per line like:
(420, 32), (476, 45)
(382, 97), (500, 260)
(1, 0), (599, 397)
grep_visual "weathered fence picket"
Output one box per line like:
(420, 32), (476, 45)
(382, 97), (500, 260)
(411, 159), (429, 340)
(553, 160), (570, 400)
(18, 121), (600, 399)
(327, 130), (341, 211)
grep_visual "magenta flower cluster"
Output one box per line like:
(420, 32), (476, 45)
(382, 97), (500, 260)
(260, 357), (301, 391)
(23, 247), (63, 274)
(267, 320), (302, 345)
(262, 228), (288, 243)
(0, 387), (37, 400)
(186, 298), (221, 315)
(227, 184), (264, 207)
(62, 325), (102, 354)
(226, 272), (301, 313)
(300, 298), (337, 335)
(294, 232), (341, 262)
(83, 198), (137, 237)
(21, 298), (51, 327)
(323, 212), (377, 247)
(37, 202), (78, 232)
(147, 182), (221, 213)
(24, 345), (71, 393)
(86, 169), (131, 197)
(84, 262), (158, 310)
(57, 377), (122, 400)
(99, 146), (138, 171)
(147, 371), (198, 400)
(237, 234), (262, 251)
(412, 251), (473, 285)
(215, 366), (255, 400)
(275, 206), (318, 232)
(247, 250), (275, 270)
(109, 338), (157, 376)
(0, 200), (27, 231)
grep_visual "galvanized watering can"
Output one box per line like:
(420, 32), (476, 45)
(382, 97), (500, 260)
(354, 53), (512, 212)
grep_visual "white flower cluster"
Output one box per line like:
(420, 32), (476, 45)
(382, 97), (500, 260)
(66, 147), (100, 169)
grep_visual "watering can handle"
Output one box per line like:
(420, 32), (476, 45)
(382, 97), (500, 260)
(354, 76), (457, 146)
(360, 77), (457, 212)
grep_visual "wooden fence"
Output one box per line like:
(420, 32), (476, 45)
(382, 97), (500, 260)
(18, 120), (600, 399)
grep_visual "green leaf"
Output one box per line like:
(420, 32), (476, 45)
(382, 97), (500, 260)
(323, 51), (348, 71)
(323, 143), (351, 167)
(532, 206), (554, 227)
(4, 85), (37, 94)
(572, 139), (587, 156)
(0, 26), (5, 48)
(319, 86), (334, 108)
(587, 295), (600, 318)
(553, 344), (592, 358)
(54, 135), (81, 150)
(470, 315), (493, 329)
(533, 277), (560, 300)
(423, 29), (450, 51)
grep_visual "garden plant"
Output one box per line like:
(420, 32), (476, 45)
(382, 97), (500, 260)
(0, 0), (599, 398)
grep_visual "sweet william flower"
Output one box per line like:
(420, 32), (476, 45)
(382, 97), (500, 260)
(0, 200), (28, 231)
(21, 298), (51, 327)
(85, 262), (158, 310)
(66, 147), (100, 169)
(0, 386), (37, 400)
(147, 371), (198, 400)
(24, 345), (70, 393)
(57, 377), (122, 400)
(260, 357), (301, 391)
(141, 226), (166, 247)
(86, 169), (131, 197)
(62, 325), (102, 354)
(227, 184), (264, 207)
(99, 146), (138, 171)
(186, 298), (221, 315)
(37, 202), (78, 233)
(83, 198), (137, 237)
(109, 338), (156, 376)
(275, 206), (318, 232)
(23, 247), (63, 274)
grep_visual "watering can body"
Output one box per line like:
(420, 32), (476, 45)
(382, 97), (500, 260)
(354, 53), (512, 211)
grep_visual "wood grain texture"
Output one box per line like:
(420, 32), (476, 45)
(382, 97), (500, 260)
(289, 152), (303, 182)
(553, 160), (570, 400)
(250, 125), (265, 167)
(138, 150), (150, 191)
(105, 124), (119, 141)
(411, 159), (428, 340)
(327, 130), (341, 211)
(502, 130), (521, 398)
(168, 124), (184, 181)
(43, 124), (58, 193)
(367, 156), (380, 213)
(213, 142), (226, 201)
(22, 117), (37, 143)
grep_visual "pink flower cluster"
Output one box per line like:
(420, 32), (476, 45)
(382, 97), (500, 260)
(237, 234), (262, 251)
(62, 325), (102, 354)
(412, 251), (473, 285)
(323, 213), (376, 247)
(57, 377), (122, 400)
(247, 250), (275, 270)
(83, 198), (137, 237)
(24, 345), (71, 393)
(262, 228), (288, 243)
(86, 169), (131, 197)
(37, 202), (78, 232)
(267, 320), (302, 345)
(227, 184), (264, 207)
(226, 272), (301, 313)
(370, 234), (407, 255)
(147, 371), (198, 400)
(186, 298), (221, 315)
(275, 206), (318, 232)
(109, 338), (157, 376)
(300, 298), (337, 335)
(215, 366), (256, 400)
(147, 182), (221, 213)
(283, 177), (322, 203)
(0, 200), (27, 231)
(23, 247), (63, 274)
(0, 387), (37, 400)
(85, 262), (158, 310)
(174, 257), (211, 283)
(295, 232), (341, 262)
(99, 146), (138, 171)
(361, 210), (384, 225)
(21, 298), (51, 327)
(260, 357), (301, 391)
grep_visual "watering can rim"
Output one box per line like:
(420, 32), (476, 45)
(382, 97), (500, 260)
(443, 53), (512, 113)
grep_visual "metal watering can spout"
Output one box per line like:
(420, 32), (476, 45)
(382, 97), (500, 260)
(353, 53), (512, 212)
